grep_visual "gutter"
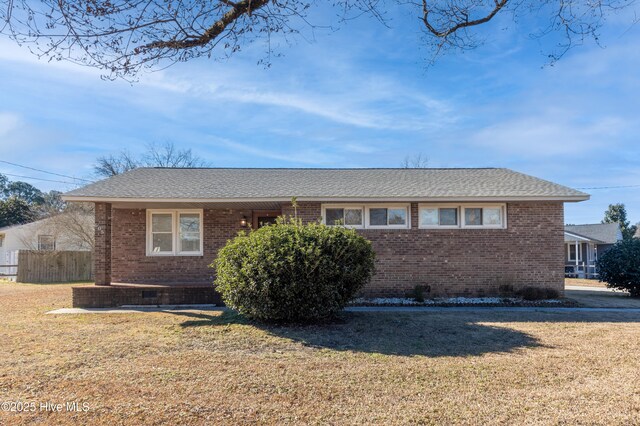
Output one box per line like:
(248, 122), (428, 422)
(62, 195), (591, 203)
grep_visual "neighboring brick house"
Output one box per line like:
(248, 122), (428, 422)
(62, 168), (589, 307)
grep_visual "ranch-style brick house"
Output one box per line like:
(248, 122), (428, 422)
(63, 168), (589, 307)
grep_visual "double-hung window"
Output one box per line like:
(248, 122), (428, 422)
(147, 210), (203, 256)
(419, 204), (506, 229)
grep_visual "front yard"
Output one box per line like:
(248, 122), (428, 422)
(1, 282), (639, 425)
(565, 277), (608, 288)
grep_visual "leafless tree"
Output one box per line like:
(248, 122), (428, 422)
(47, 203), (95, 250)
(401, 153), (429, 168)
(142, 141), (209, 168)
(1, 1), (635, 78)
(94, 149), (139, 178)
(94, 141), (209, 177)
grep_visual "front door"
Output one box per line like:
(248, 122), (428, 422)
(252, 211), (281, 229)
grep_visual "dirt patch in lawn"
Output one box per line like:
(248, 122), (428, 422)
(1, 283), (639, 425)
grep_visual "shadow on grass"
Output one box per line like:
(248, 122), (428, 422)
(170, 310), (543, 357)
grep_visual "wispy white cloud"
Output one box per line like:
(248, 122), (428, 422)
(470, 113), (627, 157)
(210, 137), (342, 165)
(0, 112), (21, 137)
(179, 76), (456, 131)
(341, 142), (380, 154)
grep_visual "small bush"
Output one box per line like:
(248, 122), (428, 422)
(213, 218), (376, 323)
(498, 284), (515, 297)
(597, 239), (640, 297)
(406, 285), (430, 303)
(495, 275), (517, 297)
(517, 286), (560, 301)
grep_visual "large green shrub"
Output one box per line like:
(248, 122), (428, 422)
(212, 218), (376, 322)
(597, 239), (640, 297)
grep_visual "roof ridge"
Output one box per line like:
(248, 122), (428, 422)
(138, 167), (503, 170)
(565, 223), (617, 227)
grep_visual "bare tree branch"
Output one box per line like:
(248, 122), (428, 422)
(422, 0), (508, 38)
(0, 1), (636, 77)
(94, 142), (210, 178)
(401, 152), (429, 168)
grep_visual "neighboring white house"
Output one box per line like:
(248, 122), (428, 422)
(564, 223), (623, 279)
(0, 214), (94, 279)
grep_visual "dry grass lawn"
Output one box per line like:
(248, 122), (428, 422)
(1, 282), (639, 425)
(565, 278), (608, 288)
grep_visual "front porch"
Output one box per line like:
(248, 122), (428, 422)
(76, 200), (294, 307)
(564, 231), (602, 279)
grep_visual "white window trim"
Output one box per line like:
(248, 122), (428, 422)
(417, 203), (461, 229)
(146, 209), (203, 256)
(321, 205), (365, 229)
(461, 204), (506, 229)
(37, 234), (56, 251)
(322, 204), (411, 229)
(418, 203), (507, 229)
(365, 204), (411, 229)
(567, 243), (582, 262)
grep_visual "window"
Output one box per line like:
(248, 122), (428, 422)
(568, 244), (582, 262)
(462, 206), (504, 228)
(322, 204), (409, 229)
(323, 206), (364, 228)
(366, 206), (408, 228)
(419, 207), (458, 228)
(37, 235), (56, 251)
(147, 210), (203, 256)
(151, 213), (173, 253)
(178, 213), (201, 253)
(465, 208), (482, 226)
(419, 204), (506, 229)
(369, 208), (387, 226)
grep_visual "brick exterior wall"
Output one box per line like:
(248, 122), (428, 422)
(282, 201), (564, 297)
(73, 284), (221, 308)
(94, 202), (112, 286)
(110, 208), (251, 284)
(90, 201), (564, 303)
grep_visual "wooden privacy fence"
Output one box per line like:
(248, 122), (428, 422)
(16, 251), (93, 283)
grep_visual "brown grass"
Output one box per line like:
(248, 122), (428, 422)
(1, 282), (639, 425)
(566, 278), (608, 288)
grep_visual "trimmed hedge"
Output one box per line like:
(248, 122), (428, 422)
(212, 218), (376, 322)
(597, 239), (640, 297)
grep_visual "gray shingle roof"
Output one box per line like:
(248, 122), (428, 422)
(564, 223), (622, 244)
(63, 168), (589, 201)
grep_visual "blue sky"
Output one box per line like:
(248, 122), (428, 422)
(0, 4), (639, 224)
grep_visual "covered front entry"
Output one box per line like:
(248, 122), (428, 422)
(72, 201), (296, 307)
(252, 210), (281, 229)
(564, 231), (601, 279)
